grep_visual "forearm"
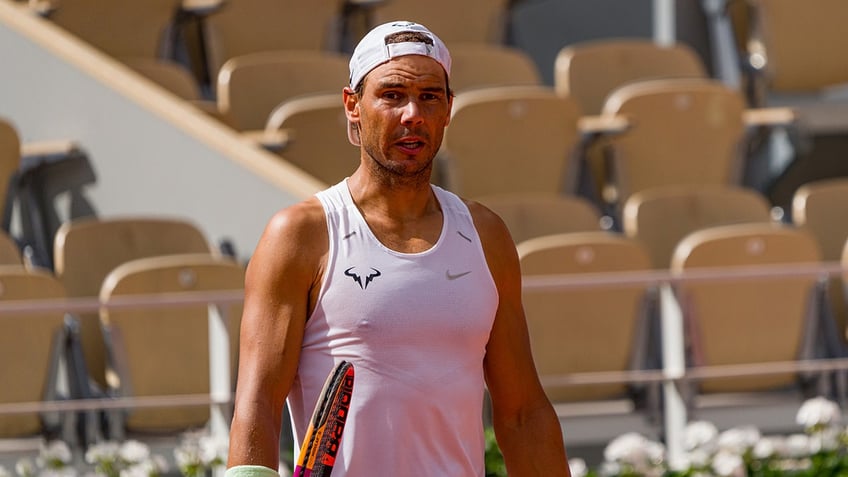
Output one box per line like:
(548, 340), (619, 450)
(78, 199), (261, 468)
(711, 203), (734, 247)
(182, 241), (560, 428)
(494, 400), (571, 476)
(227, 403), (284, 469)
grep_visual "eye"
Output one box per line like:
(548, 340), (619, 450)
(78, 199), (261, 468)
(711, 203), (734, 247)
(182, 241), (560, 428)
(382, 91), (402, 101)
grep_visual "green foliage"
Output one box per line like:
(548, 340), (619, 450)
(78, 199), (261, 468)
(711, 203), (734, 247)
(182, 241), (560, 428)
(484, 427), (508, 477)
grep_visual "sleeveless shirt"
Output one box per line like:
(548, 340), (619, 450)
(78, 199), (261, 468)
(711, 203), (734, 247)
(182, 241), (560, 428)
(287, 179), (499, 476)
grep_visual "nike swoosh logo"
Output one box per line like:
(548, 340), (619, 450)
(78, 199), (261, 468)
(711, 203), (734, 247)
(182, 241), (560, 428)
(446, 270), (472, 280)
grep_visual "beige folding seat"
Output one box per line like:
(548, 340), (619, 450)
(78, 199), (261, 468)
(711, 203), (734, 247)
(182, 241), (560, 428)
(368, 0), (510, 44)
(0, 119), (23, 226)
(518, 232), (661, 441)
(600, 78), (748, 212)
(0, 267), (69, 443)
(670, 223), (830, 426)
(264, 93), (358, 186)
(0, 231), (22, 266)
(46, 0), (183, 60)
(99, 253), (244, 436)
(439, 86), (583, 198)
(53, 216), (215, 391)
(476, 193), (602, 244)
(554, 38), (707, 116)
(202, 0), (346, 81)
(623, 184), (773, 269)
(553, 40), (708, 206)
(449, 44), (542, 93)
(216, 50), (348, 131)
(793, 178), (848, 344)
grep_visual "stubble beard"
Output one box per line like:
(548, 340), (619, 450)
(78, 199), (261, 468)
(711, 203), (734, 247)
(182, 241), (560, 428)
(362, 141), (435, 189)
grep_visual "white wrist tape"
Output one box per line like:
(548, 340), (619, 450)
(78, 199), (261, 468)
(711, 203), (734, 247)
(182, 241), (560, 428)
(224, 465), (281, 477)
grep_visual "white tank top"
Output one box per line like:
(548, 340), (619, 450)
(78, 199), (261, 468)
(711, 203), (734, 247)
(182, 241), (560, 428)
(287, 179), (498, 476)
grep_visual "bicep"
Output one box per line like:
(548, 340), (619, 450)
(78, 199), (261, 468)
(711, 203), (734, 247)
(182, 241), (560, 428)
(473, 204), (549, 414)
(229, 204), (325, 465)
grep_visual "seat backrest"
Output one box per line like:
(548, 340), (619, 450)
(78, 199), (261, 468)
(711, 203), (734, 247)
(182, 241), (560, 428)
(0, 266), (67, 438)
(123, 58), (202, 101)
(0, 229), (22, 266)
(265, 93), (358, 186)
(440, 86), (583, 198)
(554, 38), (707, 115)
(792, 177), (848, 344)
(202, 0), (345, 81)
(369, 0), (510, 44)
(53, 216), (213, 389)
(449, 44), (542, 93)
(216, 50), (348, 131)
(99, 254), (244, 433)
(671, 223), (821, 393)
(623, 184), (773, 269)
(47, 0), (181, 59)
(0, 119), (22, 227)
(601, 78), (747, 209)
(476, 193), (602, 244)
(518, 231), (653, 403)
(749, 0), (848, 92)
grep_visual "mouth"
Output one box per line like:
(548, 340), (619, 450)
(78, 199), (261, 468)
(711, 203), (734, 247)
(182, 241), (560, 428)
(395, 138), (425, 154)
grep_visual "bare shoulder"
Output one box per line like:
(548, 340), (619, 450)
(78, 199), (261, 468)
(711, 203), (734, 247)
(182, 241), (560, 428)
(249, 196), (328, 280)
(464, 198), (515, 251)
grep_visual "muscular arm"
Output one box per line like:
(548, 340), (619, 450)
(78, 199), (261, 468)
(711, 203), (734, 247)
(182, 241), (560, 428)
(469, 201), (571, 477)
(227, 199), (327, 470)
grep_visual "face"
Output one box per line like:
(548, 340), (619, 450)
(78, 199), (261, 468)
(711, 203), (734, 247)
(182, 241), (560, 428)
(344, 55), (452, 181)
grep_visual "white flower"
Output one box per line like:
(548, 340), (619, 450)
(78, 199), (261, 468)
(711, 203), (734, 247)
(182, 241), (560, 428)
(15, 458), (36, 477)
(681, 448), (713, 468)
(796, 396), (841, 430)
(712, 449), (747, 477)
(39, 468), (78, 477)
(198, 435), (228, 466)
(85, 441), (121, 464)
(718, 425), (761, 455)
(753, 435), (787, 459)
(0, 466), (10, 477)
(39, 441), (73, 467)
(119, 441), (151, 464)
(684, 420), (719, 453)
(568, 457), (587, 477)
(603, 432), (651, 464)
(784, 433), (812, 458)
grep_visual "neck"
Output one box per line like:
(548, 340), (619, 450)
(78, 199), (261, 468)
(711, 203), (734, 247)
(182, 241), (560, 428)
(347, 165), (438, 221)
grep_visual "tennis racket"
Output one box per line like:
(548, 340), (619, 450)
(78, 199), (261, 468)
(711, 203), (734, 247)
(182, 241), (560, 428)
(293, 360), (355, 477)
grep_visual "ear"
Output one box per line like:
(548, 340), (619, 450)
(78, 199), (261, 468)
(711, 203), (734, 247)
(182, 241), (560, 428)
(444, 93), (453, 127)
(343, 87), (360, 125)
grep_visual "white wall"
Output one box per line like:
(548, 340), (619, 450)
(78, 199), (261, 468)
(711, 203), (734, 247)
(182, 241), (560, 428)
(0, 1), (328, 259)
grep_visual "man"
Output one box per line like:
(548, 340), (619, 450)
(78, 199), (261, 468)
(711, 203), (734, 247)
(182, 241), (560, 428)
(226, 20), (571, 476)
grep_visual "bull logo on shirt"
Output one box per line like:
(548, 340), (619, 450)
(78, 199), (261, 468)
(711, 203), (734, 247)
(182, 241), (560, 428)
(344, 267), (381, 290)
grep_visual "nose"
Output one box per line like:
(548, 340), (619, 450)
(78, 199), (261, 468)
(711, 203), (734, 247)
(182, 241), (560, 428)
(400, 99), (424, 127)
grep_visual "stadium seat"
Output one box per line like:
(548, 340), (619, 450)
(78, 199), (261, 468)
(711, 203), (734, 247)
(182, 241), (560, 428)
(597, 78), (750, 214)
(476, 193), (603, 244)
(438, 86), (583, 198)
(216, 50), (348, 131)
(201, 0), (346, 82)
(792, 177), (848, 345)
(517, 231), (662, 442)
(53, 216), (215, 392)
(0, 119), (23, 230)
(554, 38), (707, 116)
(264, 92), (358, 186)
(45, 0), (183, 60)
(669, 223), (836, 430)
(0, 267), (72, 446)
(448, 44), (542, 93)
(367, 0), (510, 45)
(622, 184), (774, 269)
(98, 253), (243, 438)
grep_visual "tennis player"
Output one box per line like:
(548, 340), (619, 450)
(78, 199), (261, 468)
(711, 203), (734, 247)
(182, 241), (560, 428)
(226, 20), (571, 476)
